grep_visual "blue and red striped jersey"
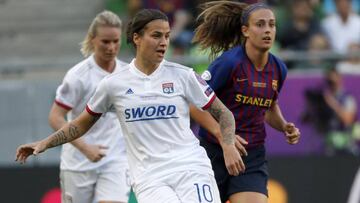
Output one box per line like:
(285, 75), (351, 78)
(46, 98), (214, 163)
(198, 45), (287, 148)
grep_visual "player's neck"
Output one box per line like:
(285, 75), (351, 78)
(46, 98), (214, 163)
(245, 43), (269, 71)
(134, 57), (159, 76)
(94, 56), (116, 73)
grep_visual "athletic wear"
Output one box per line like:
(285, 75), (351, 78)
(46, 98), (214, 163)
(199, 45), (287, 149)
(87, 59), (219, 201)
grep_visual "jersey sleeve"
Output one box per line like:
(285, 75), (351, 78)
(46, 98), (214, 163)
(55, 72), (83, 110)
(185, 70), (216, 110)
(201, 55), (234, 92)
(86, 78), (112, 116)
(277, 60), (288, 93)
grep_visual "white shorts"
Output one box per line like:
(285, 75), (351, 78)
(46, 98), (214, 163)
(60, 166), (130, 203)
(134, 170), (221, 203)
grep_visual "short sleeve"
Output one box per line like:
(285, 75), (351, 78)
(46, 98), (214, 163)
(86, 78), (112, 116)
(201, 55), (234, 92)
(185, 70), (216, 110)
(55, 72), (83, 110)
(277, 60), (288, 93)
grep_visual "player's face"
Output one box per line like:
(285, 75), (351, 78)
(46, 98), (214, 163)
(92, 26), (121, 63)
(134, 19), (170, 65)
(242, 9), (276, 52)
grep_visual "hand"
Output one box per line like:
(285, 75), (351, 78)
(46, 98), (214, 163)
(235, 135), (248, 156)
(82, 144), (108, 162)
(15, 141), (47, 164)
(283, 123), (300, 145)
(222, 144), (245, 176)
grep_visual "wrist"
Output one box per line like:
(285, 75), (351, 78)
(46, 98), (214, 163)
(220, 140), (235, 149)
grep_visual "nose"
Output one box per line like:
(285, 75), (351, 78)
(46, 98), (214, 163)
(107, 42), (118, 52)
(159, 36), (169, 46)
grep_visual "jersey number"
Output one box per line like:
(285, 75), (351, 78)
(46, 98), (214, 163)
(194, 183), (213, 202)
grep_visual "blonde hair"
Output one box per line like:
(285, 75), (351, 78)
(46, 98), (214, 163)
(80, 10), (122, 57)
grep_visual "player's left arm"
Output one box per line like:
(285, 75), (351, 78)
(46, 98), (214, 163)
(265, 100), (300, 145)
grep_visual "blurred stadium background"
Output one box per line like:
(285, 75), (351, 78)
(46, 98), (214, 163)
(0, 0), (360, 202)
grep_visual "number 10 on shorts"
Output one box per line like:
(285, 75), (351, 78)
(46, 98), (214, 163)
(194, 183), (214, 202)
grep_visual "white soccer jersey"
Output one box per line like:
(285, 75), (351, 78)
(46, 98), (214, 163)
(55, 55), (128, 171)
(87, 59), (216, 188)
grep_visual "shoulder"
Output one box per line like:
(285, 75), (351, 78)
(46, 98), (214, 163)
(218, 46), (245, 63)
(63, 58), (92, 82)
(116, 58), (129, 68)
(270, 53), (287, 71)
(67, 57), (93, 76)
(322, 14), (338, 25)
(105, 64), (131, 81)
(162, 60), (194, 75)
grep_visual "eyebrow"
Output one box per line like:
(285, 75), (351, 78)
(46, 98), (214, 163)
(254, 18), (276, 21)
(151, 30), (171, 35)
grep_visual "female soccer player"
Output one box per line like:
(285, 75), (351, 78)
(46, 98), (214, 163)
(192, 2), (301, 203)
(48, 11), (130, 203)
(16, 9), (242, 203)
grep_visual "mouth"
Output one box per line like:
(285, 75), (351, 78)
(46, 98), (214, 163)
(156, 49), (166, 56)
(262, 36), (272, 43)
(105, 53), (116, 57)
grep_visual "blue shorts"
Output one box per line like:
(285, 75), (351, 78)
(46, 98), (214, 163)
(200, 139), (268, 203)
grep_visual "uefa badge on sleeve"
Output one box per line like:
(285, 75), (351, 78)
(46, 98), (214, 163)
(162, 83), (174, 94)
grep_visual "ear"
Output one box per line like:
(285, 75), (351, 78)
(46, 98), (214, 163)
(133, 33), (140, 47)
(241, 25), (249, 38)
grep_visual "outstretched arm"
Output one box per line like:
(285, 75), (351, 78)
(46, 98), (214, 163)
(16, 110), (100, 163)
(206, 97), (245, 175)
(49, 103), (107, 162)
(265, 101), (300, 144)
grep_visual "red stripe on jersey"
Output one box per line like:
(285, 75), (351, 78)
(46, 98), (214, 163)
(86, 105), (102, 116)
(55, 100), (72, 110)
(202, 94), (217, 110)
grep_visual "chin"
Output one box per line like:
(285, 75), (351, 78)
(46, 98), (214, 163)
(259, 45), (272, 52)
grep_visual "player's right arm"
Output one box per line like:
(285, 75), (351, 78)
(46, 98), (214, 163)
(206, 97), (245, 175)
(49, 103), (107, 162)
(16, 110), (100, 164)
(189, 105), (248, 156)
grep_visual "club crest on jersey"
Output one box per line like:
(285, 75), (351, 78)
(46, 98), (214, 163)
(272, 80), (278, 91)
(162, 83), (174, 94)
(195, 73), (208, 86)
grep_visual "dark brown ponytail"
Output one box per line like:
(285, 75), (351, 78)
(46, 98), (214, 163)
(192, 1), (248, 59)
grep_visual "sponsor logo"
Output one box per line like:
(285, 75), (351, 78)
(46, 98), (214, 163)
(162, 83), (174, 94)
(235, 94), (273, 107)
(124, 105), (178, 122)
(236, 78), (248, 82)
(126, 88), (134, 94)
(201, 70), (212, 81)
